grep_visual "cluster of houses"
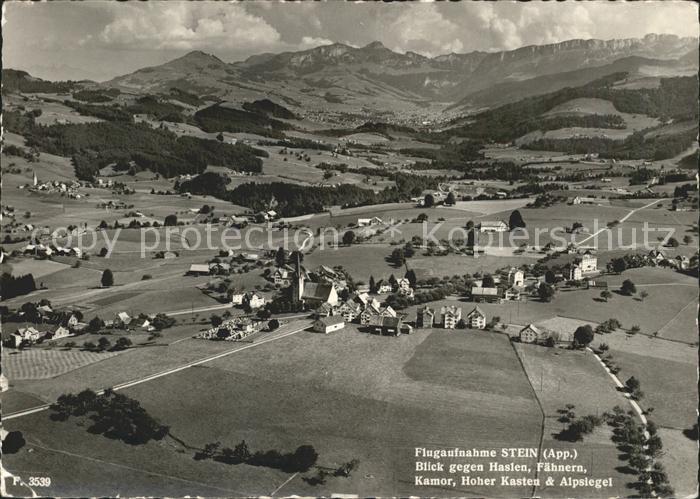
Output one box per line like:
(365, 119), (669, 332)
(468, 267), (526, 303)
(27, 175), (84, 199)
(22, 242), (82, 258)
(5, 305), (85, 348)
(7, 324), (72, 348)
(648, 249), (692, 270)
(196, 317), (261, 341)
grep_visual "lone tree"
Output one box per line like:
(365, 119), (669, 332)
(342, 230), (356, 246)
(210, 314), (223, 327)
(538, 283), (555, 302)
(509, 210), (526, 230)
(423, 193), (435, 208)
(164, 214), (178, 226)
(639, 290), (649, 301)
(620, 279), (636, 296)
(101, 269), (114, 287)
(574, 325), (594, 347)
(369, 275), (376, 293)
(275, 247), (286, 267)
(600, 290), (612, 302)
(445, 191), (456, 205)
(544, 270), (557, 284)
(666, 237), (679, 247)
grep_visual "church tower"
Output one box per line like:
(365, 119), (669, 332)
(294, 252), (305, 301)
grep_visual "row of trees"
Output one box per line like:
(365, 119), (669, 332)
(49, 389), (169, 445)
(195, 440), (319, 473)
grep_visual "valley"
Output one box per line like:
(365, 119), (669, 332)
(1, 26), (698, 499)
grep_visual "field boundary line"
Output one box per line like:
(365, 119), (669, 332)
(19, 440), (251, 495)
(508, 341), (546, 499)
(4, 322), (310, 421)
(269, 472), (298, 496)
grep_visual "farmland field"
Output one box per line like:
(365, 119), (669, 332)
(3, 326), (546, 497)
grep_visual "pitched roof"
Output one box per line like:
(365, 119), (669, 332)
(302, 282), (334, 301)
(316, 315), (345, 327)
(380, 316), (402, 328)
(467, 306), (486, 319)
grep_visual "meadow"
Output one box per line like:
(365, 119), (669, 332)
(3, 326), (545, 497)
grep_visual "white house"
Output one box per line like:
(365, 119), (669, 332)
(395, 278), (411, 292)
(568, 264), (583, 281)
(466, 306), (486, 329)
(115, 312), (132, 329)
(375, 280), (393, 294)
(313, 316), (345, 334)
(244, 292), (265, 310)
(519, 324), (546, 343)
(50, 326), (71, 340)
(440, 306), (462, 329)
(230, 292), (245, 305)
(10, 327), (45, 348)
(507, 268), (525, 287)
(271, 267), (291, 285)
(578, 250), (598, 273)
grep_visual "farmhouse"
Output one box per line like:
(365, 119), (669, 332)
(357, 217), (383, 227)
(114, 312), (132, 329)
(479, 220), (509, 233)
(507, 268), (525, 287)
(243, 292), (265, 310)
(519, 324), (546, 344)
(648, 249), (667, 264)
(504, 287), (522, 301)
(9, 326), (46, 348)
(370, 316), (403, 336)
(230, 292), (245, 305)
(379, 305), (397, 318)
(675, 255), (690, 270)
(187, 264), (211, 276)
(313, 316), (346, 334)
(337, 300), (362, 322)
(375, 280), (393, 294)
(416, 305), (435, 328)
(567, 264), (583, 281)
(360, 302), (381, 325)
(440, 306), (462, 329)
(396, 277), (411, 292)
(466, 306), (486, 329)
(50, 326), (71, 340)
(271, 267), (292, 285)
(471, 287), (501, 303)
(571, 196), (598, 205)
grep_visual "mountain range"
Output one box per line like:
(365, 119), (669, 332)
(78, 34), (700, 115)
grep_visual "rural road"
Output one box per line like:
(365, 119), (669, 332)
(3, 319), (312, 421)
(575, 199), (660, 247)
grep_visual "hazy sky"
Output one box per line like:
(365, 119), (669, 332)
(3, 0), (698, 82)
